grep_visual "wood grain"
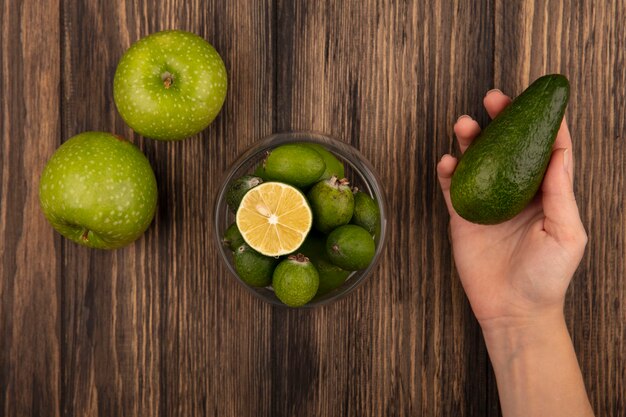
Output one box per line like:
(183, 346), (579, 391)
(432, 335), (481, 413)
(60, 1), (276, 416)
(0, 0), (624, 416)
(494, 1), (626, 415)
(272, 1), (496, 416)
(0, 0), (61, 416)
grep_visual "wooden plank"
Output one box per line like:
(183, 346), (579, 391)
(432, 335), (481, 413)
(494, 1), (626, 415)
(60, 2), (160, 414)
(271, 1), (494, 416)
(0, 0), (61, 416)
(60, 0), (274, 416)
(2, 0), (620, 416)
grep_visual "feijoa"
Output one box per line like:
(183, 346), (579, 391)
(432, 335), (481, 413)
(253, 151), (271, 180)
(223, 222), (244, 251)
(307, 176), (355, 234)
(272, 254), (319, 307)
(226, 175), (263, 213)
(264, 144), (326, 187)
(253, 164), (269, 180)
(326, 225), (375, 270)
(351, 190), (380, 236)
(300, 142), (345, 180)
(298, 234), (351, 296)
(233, 244), (277, 287)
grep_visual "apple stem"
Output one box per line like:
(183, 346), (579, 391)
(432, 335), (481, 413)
(81, 229), (89, 242)
(161, 71), (173, 89)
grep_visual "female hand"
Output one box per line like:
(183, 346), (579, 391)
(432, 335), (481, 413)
(437, 89), (587, 331)
(437, 89), (594, 417)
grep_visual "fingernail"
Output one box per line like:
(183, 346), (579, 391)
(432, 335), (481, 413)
(456, 115), (471, 123)
(486, 88), (502, 96)
(563, 149), (569, 171)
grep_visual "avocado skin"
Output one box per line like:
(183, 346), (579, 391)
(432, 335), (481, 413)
(450, 74), (570, 225)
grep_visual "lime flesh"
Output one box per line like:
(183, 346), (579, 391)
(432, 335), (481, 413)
(226, 175), (263, 213)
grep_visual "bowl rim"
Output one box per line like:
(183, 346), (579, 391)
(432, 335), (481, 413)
(213, 130), (388, 309)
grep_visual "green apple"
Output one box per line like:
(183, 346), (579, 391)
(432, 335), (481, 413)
(113, 30), (228, 141)
(38, 132), (158, 249)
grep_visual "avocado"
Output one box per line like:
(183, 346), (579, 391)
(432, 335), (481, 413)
(450, 74), (570, 224)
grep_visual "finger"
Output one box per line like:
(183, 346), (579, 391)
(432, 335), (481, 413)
(553, 117), (574, 180)
(541, 148), (585, 244)
(454, 115), (481, 153)
(483, 89), (512, 119)
(437, 154), (460, 217)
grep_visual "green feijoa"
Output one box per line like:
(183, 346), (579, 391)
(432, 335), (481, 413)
(326, 225), (375, 270)
(300, 143), (345, 180)
(297, 233), (328, 261)
(253, 164), (269, 180)
(314, 259), (351, 296)
(226, 175), (263, 213)
(272, 254), (319, 307)
(253, 151), (271, 180)
(351, 190), (380, 236)
(233, 244), (277, 287)
(223, 222), (244, 251)
(298, 234), (351, 296)
(264, 144), (326, 187)
(307, 176), (355, 234)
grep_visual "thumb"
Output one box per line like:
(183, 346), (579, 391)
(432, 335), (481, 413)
(541, 148), (586, 244)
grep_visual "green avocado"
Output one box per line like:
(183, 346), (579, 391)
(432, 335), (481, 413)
(450, 74), (570, 224)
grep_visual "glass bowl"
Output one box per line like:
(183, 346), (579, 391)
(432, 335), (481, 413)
(213, 131), (388, 308)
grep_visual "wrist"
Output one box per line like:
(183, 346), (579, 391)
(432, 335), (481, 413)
(478, 302), (567, 337)
(479, 311), (594, 417)
(480, 310), (570, 366)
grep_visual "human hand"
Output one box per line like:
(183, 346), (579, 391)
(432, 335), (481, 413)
(437, 89), (587, 332)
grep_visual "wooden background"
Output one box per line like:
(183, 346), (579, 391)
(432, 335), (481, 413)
(1, 0), (624, 416)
